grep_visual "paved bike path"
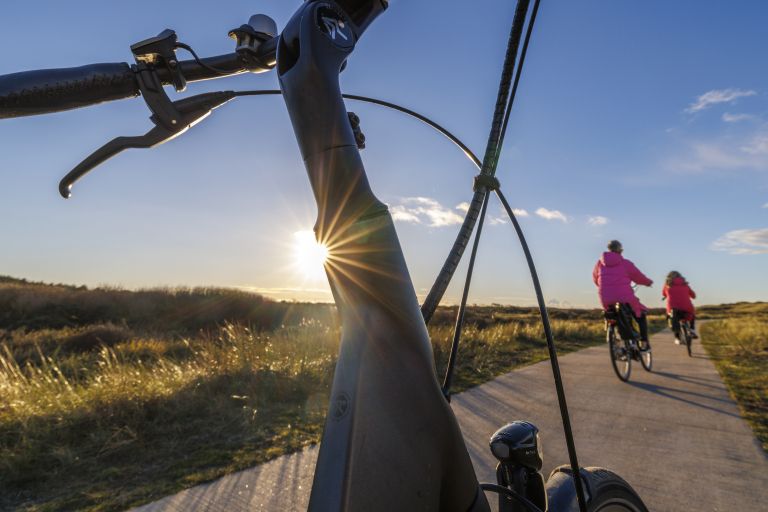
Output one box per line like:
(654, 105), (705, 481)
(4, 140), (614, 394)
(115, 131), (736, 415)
(132, 329), (768, 511)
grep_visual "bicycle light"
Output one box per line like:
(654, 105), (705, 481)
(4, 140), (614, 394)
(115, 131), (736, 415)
(229, 15), (277, 54)
(489, 421), (543, 471)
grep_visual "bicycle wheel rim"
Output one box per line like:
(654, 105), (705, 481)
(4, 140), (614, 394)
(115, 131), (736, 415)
(609, 329), (631, 382)
(640, 348), (652, 372)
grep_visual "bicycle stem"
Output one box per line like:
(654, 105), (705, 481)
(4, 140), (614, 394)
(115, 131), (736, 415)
(277, 1), (488, 510)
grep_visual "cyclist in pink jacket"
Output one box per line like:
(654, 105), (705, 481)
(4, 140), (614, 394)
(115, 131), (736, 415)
(662, 271), (698, 342)
(593, 240), (653, 344)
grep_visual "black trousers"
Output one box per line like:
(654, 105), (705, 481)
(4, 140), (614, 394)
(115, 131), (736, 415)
(635, 313), (649, 342)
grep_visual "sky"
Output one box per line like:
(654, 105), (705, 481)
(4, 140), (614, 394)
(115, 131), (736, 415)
(1, 0), (767, 308)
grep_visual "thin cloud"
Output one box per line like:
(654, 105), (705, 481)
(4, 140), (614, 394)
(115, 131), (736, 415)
(588, 215), (609, 226)
(457, 201), (527, 221)
(711, 228), (768, 255)
(685, 88), (756, 113)
(489, 215), (507, 225)
(666, 130), (768, 173)
(390, 206), (421, 223)
(722, 112), (754, 123)
(390, 197), (464, 227)
(535, 207), (568, 222)
(763, 203), (768, 209)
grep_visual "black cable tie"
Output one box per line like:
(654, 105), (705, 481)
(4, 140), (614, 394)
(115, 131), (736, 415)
(473, 174), (500, 192)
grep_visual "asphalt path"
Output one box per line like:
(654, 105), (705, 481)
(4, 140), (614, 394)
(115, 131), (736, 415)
(132, 328), (768, 511)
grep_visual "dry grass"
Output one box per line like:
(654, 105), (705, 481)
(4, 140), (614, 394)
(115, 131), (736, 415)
(0, 275), (692, 511)
(700, 318), (768, 452)
(1, 321), (336, 511)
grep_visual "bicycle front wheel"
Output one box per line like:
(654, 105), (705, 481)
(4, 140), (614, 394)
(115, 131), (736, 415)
(608, 327), (631, 382)
(546, 466), (648, 512)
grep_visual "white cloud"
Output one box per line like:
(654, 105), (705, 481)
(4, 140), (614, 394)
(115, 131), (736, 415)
(535, 207), (568, 222)
(588, 215), (609, 226)
(741, 133), (768, 155)
(455, 202), (470, 213)
(666, 130), (768, 173)
(547, 298), (573, 308)
(390, 197), (464, 227)
(722, 112), (754, 123)
(685, 88), (756, 113)
(512, 208), (529, 217)
(711, 228), (768, 255)
(489, 216), (507, 225)
(390, 206), (421, 223)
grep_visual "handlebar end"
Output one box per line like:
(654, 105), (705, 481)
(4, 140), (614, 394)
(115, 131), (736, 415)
(59, 181), (73, 199)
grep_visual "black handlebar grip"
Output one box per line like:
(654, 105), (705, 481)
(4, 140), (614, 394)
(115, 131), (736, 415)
(0, 62), (139, 119)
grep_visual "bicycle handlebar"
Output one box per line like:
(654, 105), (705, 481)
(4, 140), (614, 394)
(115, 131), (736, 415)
(0, 62), (138, 118)
(0, 38), (277, 119)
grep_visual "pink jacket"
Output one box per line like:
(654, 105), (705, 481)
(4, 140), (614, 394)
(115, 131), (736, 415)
(662, 277), (696, 315)
(592, 251), (652, 317)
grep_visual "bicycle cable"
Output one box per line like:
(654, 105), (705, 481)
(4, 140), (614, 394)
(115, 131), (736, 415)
(480, 483), (544, 512)
(419, 0), (531, 324)
(227, 4), (588, 503)
(175, 42), (234, 75)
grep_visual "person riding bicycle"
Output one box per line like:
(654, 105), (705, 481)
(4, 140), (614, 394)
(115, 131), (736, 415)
(592, 240), (653, 347)
(662, 271), (697, 343)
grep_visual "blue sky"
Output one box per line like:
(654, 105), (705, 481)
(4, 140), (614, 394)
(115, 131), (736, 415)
(1, 0), (766, 307)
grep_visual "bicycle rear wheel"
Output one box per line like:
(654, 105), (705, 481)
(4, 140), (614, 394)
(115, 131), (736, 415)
(546, 466), (648, 512)
(639, 343), (652, 372)
(683, 324), (692, 357)
(608, 327), (631, 382)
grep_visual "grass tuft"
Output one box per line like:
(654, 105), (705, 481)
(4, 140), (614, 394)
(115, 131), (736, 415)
(700, 318), (768, 452)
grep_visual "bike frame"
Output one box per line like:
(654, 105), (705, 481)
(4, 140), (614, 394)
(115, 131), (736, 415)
(276, 2), (486, 509)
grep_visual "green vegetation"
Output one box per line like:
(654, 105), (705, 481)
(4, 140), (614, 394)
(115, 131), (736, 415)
(697, 301), (768, 320)
(701, 318), (768, 452)
(0, 276), (671, 511)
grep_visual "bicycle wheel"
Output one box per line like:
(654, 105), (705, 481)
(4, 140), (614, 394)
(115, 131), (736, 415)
(546, 466), (649, 512)
(683, 324), (692, 357)
(639, 343), (652, 372)
(608, 326), (631, 382)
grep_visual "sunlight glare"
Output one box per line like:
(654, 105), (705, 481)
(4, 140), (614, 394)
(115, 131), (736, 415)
(293, 230), (329, 281)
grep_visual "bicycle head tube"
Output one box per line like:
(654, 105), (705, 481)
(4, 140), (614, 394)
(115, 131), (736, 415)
(277, 2), (488, 510)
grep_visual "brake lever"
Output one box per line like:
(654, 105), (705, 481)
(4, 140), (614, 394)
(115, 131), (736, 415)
(59, 90), (236, 198)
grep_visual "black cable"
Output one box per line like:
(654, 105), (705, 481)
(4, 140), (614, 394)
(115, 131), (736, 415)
(175, 42), (234, 75)
(420, 0), (531, 324)
(441, 189), (490, 399)
(341, 94), (482, 168)
(231, 75), (589, 511)
(232, 90), (483, 168)
(479, 483), (544, 512)
(495, 188), (588, 512)
(495, 0), (542, 165)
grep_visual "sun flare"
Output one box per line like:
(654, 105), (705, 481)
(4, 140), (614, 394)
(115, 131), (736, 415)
(293, 230), (329, 281)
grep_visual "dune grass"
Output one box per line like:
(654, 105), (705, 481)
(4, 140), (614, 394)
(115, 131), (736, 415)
(700, 318), (768, 452)
(1, 314), (620, 511)
(0, 275), (693, 511)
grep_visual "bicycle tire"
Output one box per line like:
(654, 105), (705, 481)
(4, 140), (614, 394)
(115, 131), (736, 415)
(546, 466), (649, 512)
(683, 324), (692, 357)
(639, 343), (652, 372)
(639, 349), (652, 372)
(608, 326), (631, 382)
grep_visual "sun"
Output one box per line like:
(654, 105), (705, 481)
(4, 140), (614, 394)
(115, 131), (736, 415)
(293, 230), (329, 280)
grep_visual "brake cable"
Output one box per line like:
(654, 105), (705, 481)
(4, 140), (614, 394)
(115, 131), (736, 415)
(421, 1), (589, 510)
(52, 4), (587, 506)
(230, 78), (589, 511)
